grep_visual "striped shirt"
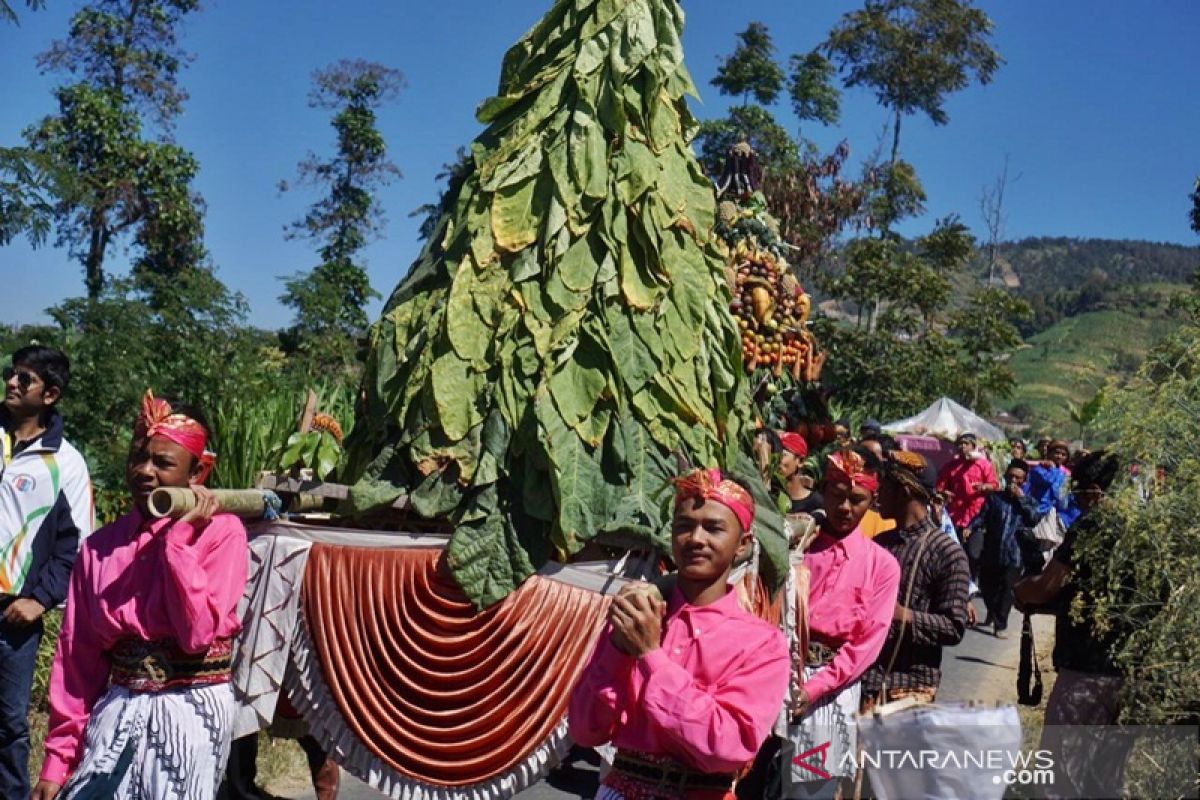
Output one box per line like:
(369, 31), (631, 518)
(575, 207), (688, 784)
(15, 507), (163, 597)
(863, 515), (971, 696)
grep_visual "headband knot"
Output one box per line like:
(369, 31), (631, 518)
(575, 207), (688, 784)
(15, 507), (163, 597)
(135, 390), (215, 485)
(825, 449), (879, 493)
(672, 468), (755, 532)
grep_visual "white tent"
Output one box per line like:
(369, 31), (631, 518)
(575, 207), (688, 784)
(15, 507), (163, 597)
(883, 397), (1006, 442)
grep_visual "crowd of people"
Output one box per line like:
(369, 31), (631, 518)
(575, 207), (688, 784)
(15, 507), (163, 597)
(0, 344), (1132, 800)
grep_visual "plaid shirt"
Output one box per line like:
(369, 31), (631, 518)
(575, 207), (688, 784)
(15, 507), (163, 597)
(862, 514), (971, 697)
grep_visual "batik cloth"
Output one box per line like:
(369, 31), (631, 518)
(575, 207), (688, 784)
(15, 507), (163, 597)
(58, 682), (235, 800)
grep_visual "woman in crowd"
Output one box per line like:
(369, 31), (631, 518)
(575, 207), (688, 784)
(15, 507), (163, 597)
(32, 392), (248, 800)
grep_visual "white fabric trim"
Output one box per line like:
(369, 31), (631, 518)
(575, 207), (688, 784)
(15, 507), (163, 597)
(245, 520), (449, 548)
(283, 614), (573, 800)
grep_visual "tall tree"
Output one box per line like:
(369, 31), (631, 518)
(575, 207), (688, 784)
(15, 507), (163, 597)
(979, 155), (1017, 285)
(711, 21), (786, 107)
(788, 50), (841, 139)
(18, 0), (206, 298)
(0, 0), (42, 25)
(824, 0), (1001, 166)
(948, 287), (1033, 411)
(279, 59), (404, 375)
(1190, 176), (1200, 234)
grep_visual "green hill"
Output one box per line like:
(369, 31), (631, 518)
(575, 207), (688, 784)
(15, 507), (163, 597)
(1009, 307), (1180, 433)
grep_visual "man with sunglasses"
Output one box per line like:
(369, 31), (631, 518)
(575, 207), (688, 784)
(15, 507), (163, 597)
(1, 345), (93, 799)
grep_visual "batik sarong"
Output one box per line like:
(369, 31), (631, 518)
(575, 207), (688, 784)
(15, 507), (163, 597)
(59, 682), (235, 800)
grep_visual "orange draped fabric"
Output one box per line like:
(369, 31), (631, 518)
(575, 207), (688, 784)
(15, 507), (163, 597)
(299, 544), (611, 787)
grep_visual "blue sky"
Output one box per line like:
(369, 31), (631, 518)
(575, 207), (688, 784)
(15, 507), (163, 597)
(2, 1), (1198, 328)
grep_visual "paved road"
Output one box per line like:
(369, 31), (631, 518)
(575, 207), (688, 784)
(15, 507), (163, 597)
(279, 597), (1053, 800)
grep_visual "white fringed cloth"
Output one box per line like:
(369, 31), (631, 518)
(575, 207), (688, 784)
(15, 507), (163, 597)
(230, 522), (620, 799)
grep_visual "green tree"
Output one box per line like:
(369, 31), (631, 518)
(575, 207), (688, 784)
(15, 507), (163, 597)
(696, 104), (800, 179)
(1066, 386), (1105, 443)
(824, 0), (1001, 166)
(1190, 176), (1199, 234)
(711, 22), (786, 107)
(279, 59), (404, 376)
(0, 0), (43, 25)
(18, 0), (206, 299)
(788, 50), (841, 137)
(0, 146), (67, 247)
(948, 287), (1033, 412)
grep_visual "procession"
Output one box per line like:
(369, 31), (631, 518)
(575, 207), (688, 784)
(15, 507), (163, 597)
(2, 1), (1198, 799)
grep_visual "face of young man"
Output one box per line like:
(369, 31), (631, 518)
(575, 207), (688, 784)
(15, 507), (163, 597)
(1005, 467), (1028, 494)
(1010, 441), (1026, 459)
(3, 364), (59, 419)
(126, 436), (200, 517)
(822, 479), (874, 537)
(670, 499), (751, 584)
(778, 450), (800, 479)
(1050, 446), (1069, 467)
(876, 476), (907, 521)
(956, 439), (975, 458)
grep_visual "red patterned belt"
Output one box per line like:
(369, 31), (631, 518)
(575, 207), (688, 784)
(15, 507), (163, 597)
(110, 637), (233, 693)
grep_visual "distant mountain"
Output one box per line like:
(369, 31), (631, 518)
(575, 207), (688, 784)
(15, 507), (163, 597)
(984, 237), (1200, 334)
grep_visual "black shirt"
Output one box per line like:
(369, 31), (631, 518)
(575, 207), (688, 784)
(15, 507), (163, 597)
(789, 490), (824, 516)
(1049, 514), (1124, 675)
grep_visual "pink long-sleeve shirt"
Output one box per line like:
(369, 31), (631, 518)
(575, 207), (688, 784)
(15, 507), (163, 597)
(936, 455), (999, 530)
(801, 528), (901, 704)
(40, 510), (248, 785)
(568, 585), (789, 774)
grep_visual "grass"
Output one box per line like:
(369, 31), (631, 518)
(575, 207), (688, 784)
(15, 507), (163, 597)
(1009, 307), (1180, 433)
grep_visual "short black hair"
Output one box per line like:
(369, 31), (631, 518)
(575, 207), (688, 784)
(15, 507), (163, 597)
(1007, 458), (1031, 474)
(11, 345), (70, 399)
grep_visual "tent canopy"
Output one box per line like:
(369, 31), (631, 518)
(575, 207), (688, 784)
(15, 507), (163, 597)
(883, 397), (1006, 442)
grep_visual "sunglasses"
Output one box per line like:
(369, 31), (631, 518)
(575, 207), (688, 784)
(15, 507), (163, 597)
(2, 367), (36, 391)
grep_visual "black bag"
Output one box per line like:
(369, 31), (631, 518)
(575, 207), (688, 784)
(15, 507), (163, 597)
(1017, 613), (1044, 706)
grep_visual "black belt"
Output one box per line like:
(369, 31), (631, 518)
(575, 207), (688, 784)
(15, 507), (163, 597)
(612, 750), (735, 792)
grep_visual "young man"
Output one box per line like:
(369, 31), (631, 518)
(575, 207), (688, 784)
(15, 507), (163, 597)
(785, 448), (900, 797)
(777, 432), (823, 517)
(968, 459), (1043, 637)
(0, 346), (92, 800)
(569, 468), (789, 799)
(935, 433), (998, 577)
(1014, 451), (1130, 798)
(1027, 439), (1072, 521)
(862, 451), (970, 709)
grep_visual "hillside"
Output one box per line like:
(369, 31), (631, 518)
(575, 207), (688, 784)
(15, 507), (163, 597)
(987, 237), (1200, 334)
(1008, 307), (1180, 434)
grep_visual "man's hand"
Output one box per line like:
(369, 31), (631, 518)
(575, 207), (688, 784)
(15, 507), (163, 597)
(2, 598), (45, 626)
(608, 590), (663, 658)
(1007, 483), (1024, 499)
(31, 779), (62, 800)
(178, 485), (219, 527)
(892, 603), (913, 625)
(790, 688), (812, 720)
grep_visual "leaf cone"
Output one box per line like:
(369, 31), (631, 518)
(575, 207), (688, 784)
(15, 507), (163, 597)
(343, 0), (784, 607)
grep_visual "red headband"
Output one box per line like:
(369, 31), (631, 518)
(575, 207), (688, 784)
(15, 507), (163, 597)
(673, 468), (755, 532)
(779, 432), (808, 458)
(825, 449), (879, 493)
(135, 390), (215, 485)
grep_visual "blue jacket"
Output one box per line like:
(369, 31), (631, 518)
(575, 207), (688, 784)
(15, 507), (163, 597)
(969, 490), (1043, 570)
(1027, 464), (1070, 516)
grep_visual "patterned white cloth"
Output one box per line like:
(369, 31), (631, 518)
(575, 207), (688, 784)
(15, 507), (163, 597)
(783, 668), (861, 794)
(60, 683), (235, 800)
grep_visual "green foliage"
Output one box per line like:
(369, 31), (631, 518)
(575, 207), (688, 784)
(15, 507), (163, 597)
(1190, 176), (1200, 234)
(344, 0), (783, 607)
(20, 0), (206, 299)
(788, 50), (841, 130)
(710, 22), (786, 107)
(0, 146), (68, 248)
(947, 287), (1033, 412)
(824, 0), (1001, 162)
(1072, 314), (1200, 726)
(279, 60), (404, 377)
(1065, 386), (1105, 443)
(0, 0), (43, 26)
(695, 104), (800, 180)
(273, 430), (342, 481)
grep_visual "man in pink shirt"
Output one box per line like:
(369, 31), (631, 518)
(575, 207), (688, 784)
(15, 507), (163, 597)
(935, 434), (998, 530)
(33, 392), (247, 800)
(569, 467), (790, 799)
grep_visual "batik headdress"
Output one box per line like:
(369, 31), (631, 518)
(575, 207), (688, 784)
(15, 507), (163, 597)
(672, 468), (755, 532)
(824, 448), (879, 493)
(135, 390), (216, 485)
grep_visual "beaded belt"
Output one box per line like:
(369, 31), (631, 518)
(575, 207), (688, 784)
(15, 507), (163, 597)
(110, 637), (233, 693)
(609, 749), (736, 795)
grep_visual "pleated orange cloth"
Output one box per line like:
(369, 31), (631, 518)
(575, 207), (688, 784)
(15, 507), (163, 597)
(300, 545), (611, 787)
